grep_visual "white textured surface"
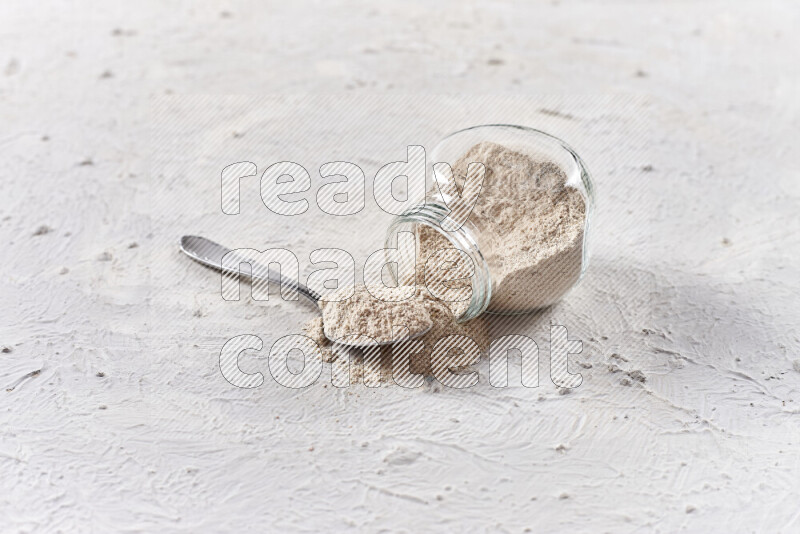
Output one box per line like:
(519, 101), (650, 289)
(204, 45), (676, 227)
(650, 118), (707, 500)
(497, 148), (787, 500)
(2, 1), (799, 532)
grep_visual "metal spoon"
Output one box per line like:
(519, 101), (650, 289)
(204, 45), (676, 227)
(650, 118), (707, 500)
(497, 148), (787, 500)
(179, 235), (430, 347)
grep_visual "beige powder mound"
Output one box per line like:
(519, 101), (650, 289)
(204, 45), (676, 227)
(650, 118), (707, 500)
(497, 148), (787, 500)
(303, 287), (488, 379)
(317, 285), (433, 345)
(447, 141), (586, 312)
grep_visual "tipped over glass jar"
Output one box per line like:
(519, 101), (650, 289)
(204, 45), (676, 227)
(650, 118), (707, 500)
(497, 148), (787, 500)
(385, 124), (595, 322)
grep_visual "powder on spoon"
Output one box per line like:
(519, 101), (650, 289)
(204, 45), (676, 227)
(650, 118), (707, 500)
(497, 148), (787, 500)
(317, 284), (433, 345)
(303, 290), (488, 378)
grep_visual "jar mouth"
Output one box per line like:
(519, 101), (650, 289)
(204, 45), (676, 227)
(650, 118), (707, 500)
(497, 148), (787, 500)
(385, 202), (492, 323)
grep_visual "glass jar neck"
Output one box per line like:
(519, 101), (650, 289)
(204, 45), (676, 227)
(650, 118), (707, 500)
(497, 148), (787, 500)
(385, 202), (492, 322)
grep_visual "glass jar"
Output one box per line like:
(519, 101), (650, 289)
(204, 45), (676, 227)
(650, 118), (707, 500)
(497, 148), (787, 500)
(385, 124), (595, 322)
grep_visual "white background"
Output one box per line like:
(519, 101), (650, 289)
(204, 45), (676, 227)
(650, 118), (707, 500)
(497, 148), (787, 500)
(1, 1), (799, 532)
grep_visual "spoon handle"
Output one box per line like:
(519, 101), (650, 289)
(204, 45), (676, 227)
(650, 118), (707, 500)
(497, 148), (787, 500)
(180, 235), (321, 305)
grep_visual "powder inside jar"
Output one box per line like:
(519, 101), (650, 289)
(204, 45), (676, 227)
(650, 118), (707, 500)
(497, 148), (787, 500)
(427, 141), (587, 312)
